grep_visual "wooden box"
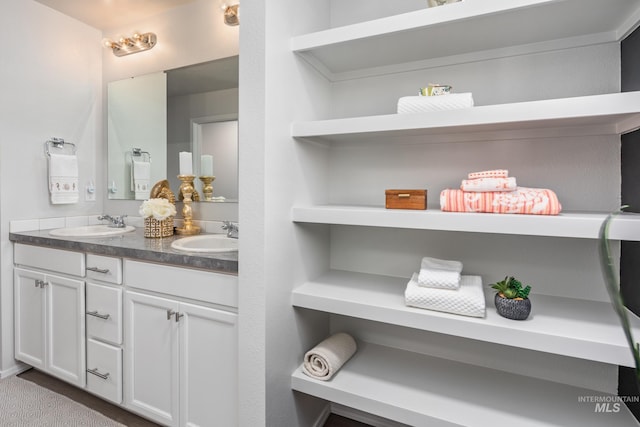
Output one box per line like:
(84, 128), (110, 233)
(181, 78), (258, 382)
(385, 189), (427, 210)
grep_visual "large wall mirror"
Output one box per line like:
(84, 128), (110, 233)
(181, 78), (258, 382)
(107, 55), (239, 202)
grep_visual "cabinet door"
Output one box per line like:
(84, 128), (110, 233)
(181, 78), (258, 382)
(124, 291), (179, 427)
(46, 273), (86, 387)
(14, 268), (46, 369)
(179, 302), (238, 427)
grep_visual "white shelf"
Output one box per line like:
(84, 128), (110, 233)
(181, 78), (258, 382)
(292, 0), (640, 80)
(291, 92), (640, 144)
(292, 205), (640, 241)
(291, 342), (640, 427)
(293, 270), (640, 367)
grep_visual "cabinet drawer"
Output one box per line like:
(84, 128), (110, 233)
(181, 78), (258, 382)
(86, 283), (122, 345)
(124, 260), (238, 307)
(14, 243), (85, 277)
(86, 254), (122, 284)
(86, 339), (122, 404)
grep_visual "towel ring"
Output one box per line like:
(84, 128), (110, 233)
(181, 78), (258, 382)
(45, 137), (77, 157)
(130, 147), (151, 163)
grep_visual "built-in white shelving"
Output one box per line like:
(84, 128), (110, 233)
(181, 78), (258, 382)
(292, 205), (640, 241)
(293, 269), (640, 367)
(288, 0), (640, 425)
(291, 92), (640, 144)
(291, 342), (639, 427)
(292, 0), (640, 80)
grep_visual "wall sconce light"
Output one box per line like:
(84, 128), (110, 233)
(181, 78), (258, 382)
(223, 4), (239, 26)
(103, 32), (157, 57)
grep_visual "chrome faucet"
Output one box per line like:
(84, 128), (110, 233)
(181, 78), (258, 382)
(221, 221), (238, 238)
(98, 214), (128, 228)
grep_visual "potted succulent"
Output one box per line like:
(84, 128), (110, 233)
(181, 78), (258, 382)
(491, 276), (532, 320)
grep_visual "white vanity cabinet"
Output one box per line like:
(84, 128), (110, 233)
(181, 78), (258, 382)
(85, 254), (124, 405)
(13, 244), (86, 387)
(123, 260), (238, 427)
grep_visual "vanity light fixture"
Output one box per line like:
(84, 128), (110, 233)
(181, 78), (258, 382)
(223, 3), (239, 26)
(103, 32), (157, 57)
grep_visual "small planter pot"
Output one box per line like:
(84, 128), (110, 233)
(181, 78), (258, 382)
(494, 293), (531, 320)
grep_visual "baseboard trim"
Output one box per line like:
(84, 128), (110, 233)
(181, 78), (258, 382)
(311, 404), (332, 427)
(0, 361), (31, 379)
(331, 403), (408, 427)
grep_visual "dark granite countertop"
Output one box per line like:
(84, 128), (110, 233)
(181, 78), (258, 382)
(9, 228), (238, 275)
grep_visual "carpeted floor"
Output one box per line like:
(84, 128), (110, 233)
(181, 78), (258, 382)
(0, 375), (126, 426)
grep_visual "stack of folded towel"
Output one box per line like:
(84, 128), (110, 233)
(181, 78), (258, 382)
(440, 169), (562, 215)
(404, 257), (486, 318)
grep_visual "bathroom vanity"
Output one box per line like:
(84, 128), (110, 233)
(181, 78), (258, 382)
(10, 228), (238, 427)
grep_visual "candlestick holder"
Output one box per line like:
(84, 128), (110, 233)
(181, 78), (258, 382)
(199, 176), (216, 201)
(175, 175), (201, 235)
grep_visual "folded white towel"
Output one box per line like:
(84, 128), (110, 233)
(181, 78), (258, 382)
(405, 273), (486, 318)
(417, 269), (461, 290)
(417, 257), (462, 289)
(48, 153), (79, 204)
(132, 159), (151, 200)
(461, 177), (517, 192)
(420, 256), (463, 273)
(397, 93), (474, 114)
(302, 332), (357, 381)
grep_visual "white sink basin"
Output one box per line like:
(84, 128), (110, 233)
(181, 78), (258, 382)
(49, 225), (136, 237)
(171, 234), (238, 253)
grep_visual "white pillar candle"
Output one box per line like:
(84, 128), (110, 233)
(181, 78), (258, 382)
(201, 155), (214, 176)
(179, 152), (193, 175)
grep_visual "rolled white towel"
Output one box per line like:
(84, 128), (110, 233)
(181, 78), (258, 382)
(302, 332), (357, 381)
(405, 273), (486, 318)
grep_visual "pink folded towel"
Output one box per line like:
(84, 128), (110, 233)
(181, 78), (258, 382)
(440, 187), (562, 215)
(460, 177), (517, 192)
(468, 169), (509, 179)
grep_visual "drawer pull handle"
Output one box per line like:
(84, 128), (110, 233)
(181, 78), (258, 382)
(397, 193), (411, 198)
(35, 279), (45, 288)
(87, 368), (110, 380)
(175, 312), (184, 323)
(167, 309), (176, 320)
(87, 310), (111, 320)
(87, 267), (110, 274)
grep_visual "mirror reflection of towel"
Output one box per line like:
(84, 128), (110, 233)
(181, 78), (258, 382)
(49, 153), (79, 204)
(132, 159), (151, 200)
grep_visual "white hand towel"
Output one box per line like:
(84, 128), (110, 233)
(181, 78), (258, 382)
(48, 153), (79, 204)
(417, 269), (461, 290)
(405, 273), (486, 318)
(397, 93), (474, 114)
(132, 160), (151, 200)
(417, 256), (462, 289)
(302, 332), (357, 381)
(420, 256), (463, 273)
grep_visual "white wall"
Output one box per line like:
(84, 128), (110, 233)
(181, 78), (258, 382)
(0, 0), (103, 376)
(102, 0), (239, 222)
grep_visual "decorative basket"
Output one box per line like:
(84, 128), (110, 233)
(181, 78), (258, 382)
(144, 216), (174, 238)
